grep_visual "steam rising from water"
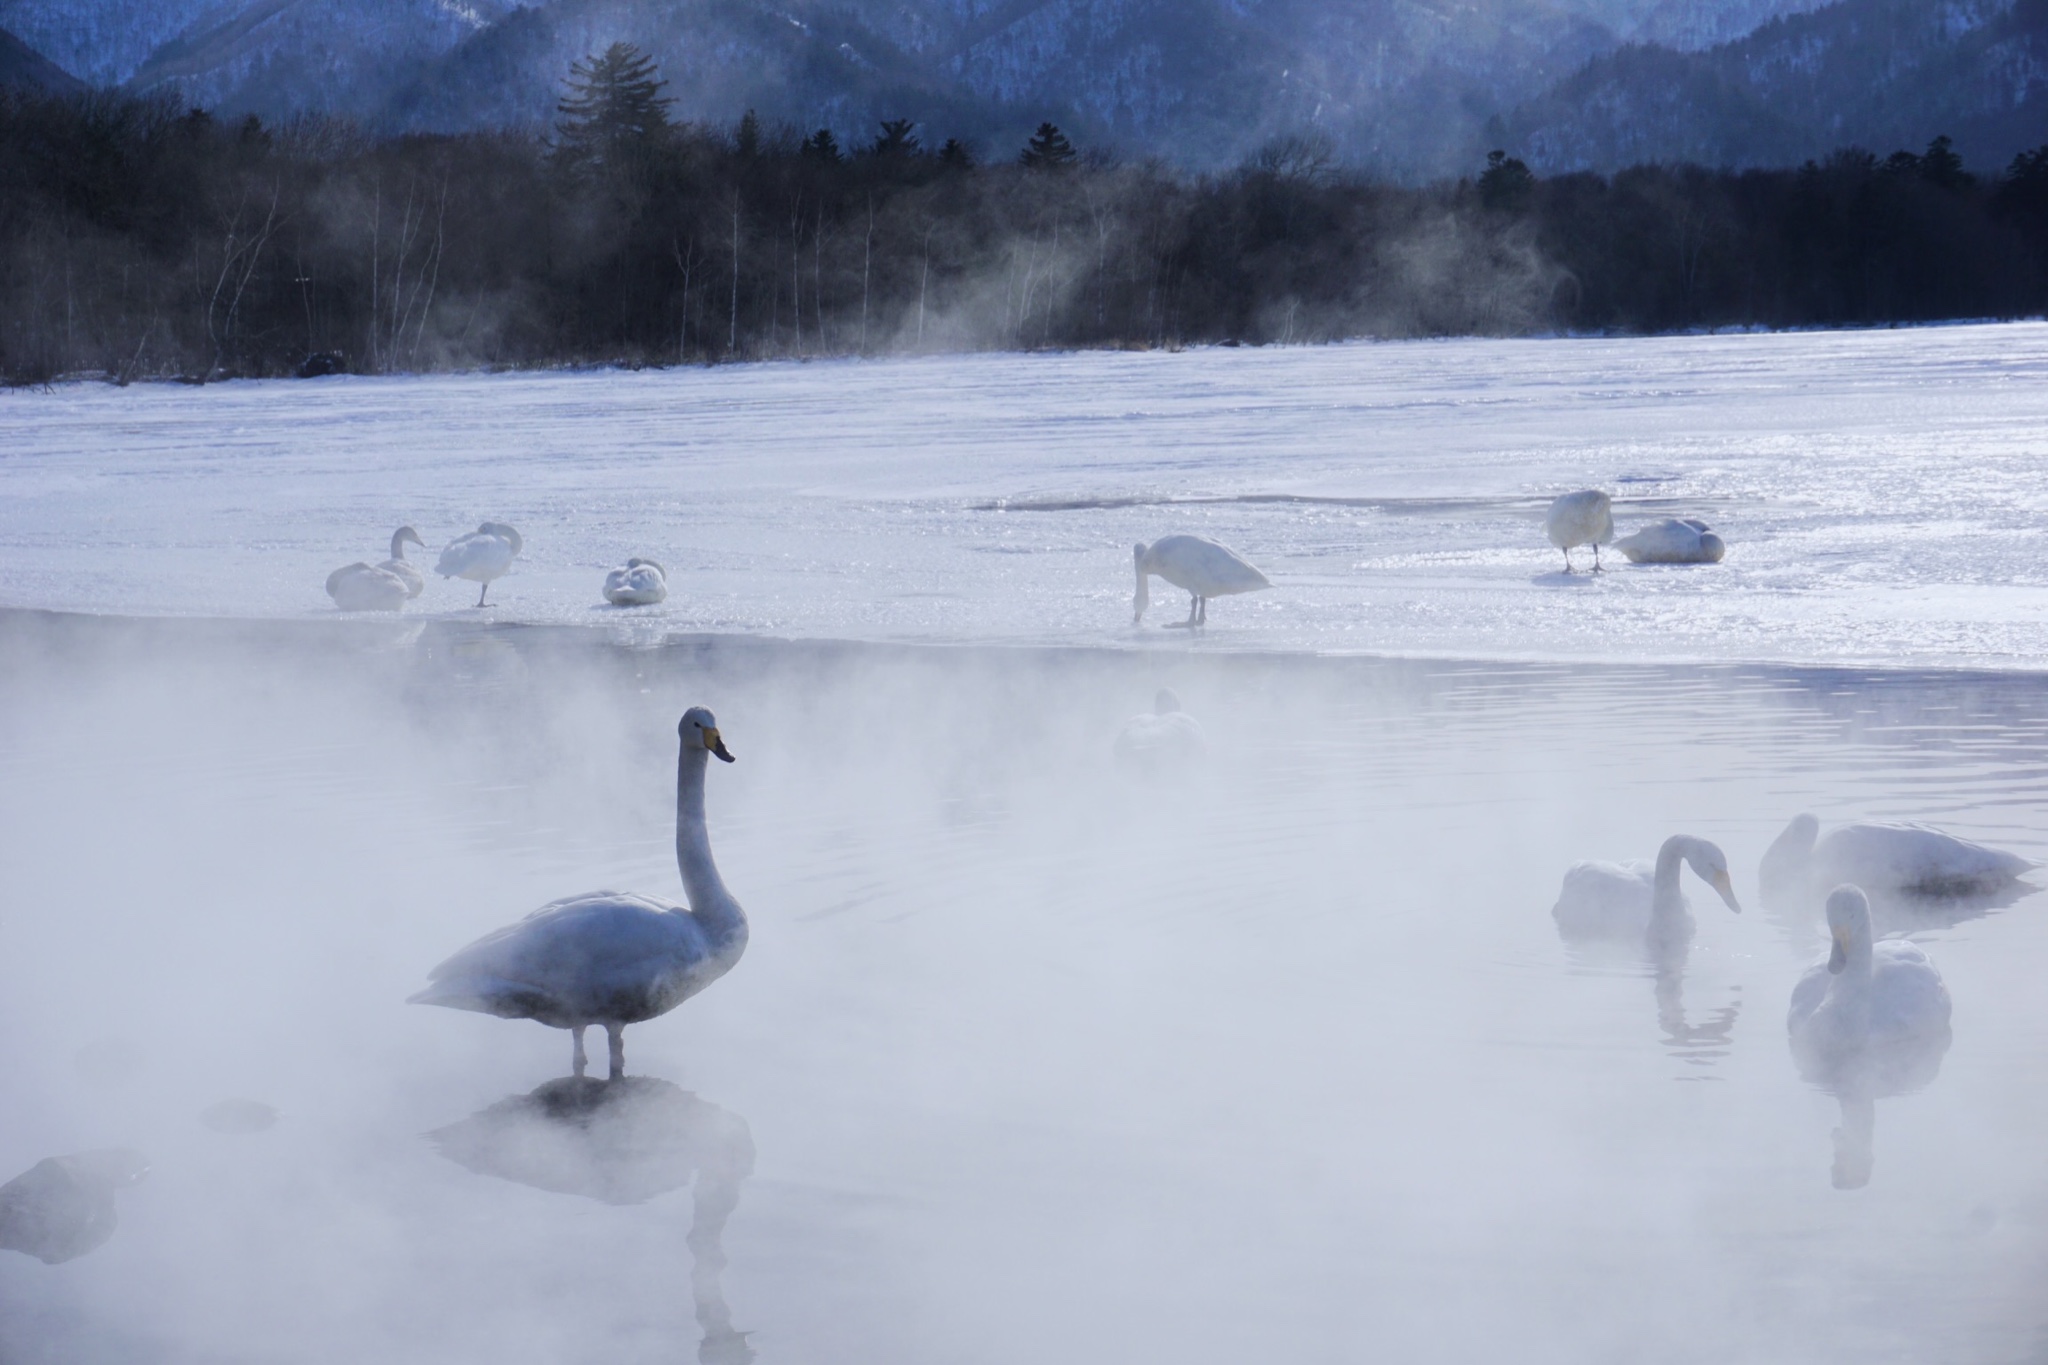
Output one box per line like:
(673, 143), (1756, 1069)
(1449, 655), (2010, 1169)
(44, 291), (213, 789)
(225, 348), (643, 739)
(2, 612), (2046, 1361)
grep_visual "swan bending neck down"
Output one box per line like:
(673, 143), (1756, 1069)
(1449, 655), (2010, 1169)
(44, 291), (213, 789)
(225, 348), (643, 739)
(410, 708), (745, 1080)
(1552, 834), (1740, 948)
(1133, 536), (1271, 627)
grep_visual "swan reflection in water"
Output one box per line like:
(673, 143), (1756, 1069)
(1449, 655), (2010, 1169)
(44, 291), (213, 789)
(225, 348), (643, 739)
(0, 1148), (149, 1265)
(430, 1076), (754, 1362)
(1788, 887), (1953, 1189)
(1552, 835), (1744, 1066)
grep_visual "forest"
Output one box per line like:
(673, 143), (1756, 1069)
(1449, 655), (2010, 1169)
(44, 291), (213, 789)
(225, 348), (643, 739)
(2, 44), (2045, 384)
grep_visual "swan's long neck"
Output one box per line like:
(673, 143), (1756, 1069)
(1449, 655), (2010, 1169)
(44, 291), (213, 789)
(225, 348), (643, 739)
(677, 745), (746, 954)
(1650, 837), (1690, 921)
(390, 530), (409, 561)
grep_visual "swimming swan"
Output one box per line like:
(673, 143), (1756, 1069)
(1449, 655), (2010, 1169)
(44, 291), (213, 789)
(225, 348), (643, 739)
(326, 527), (426, 611)
(604, 558), (668, 606)
(1113, 689), (1207, 774)
(1788, 886), (1951, 1077)
(1133, 535), (1271, 627)
(1545, 490), (1613, 572)
(437, 522), (523, 607)
(1615, 518), (1725, 565)
(1761, 814), (2034, 899)
(411, 708), (746, 1079)
(1552, 834), (1741, 946)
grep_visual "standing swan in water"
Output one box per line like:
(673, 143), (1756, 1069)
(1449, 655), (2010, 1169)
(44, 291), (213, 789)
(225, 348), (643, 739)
(326, 526), (427, 611)
(1545, 490), (1613, 572)
(411, 709), (746, 1080)
(1133, 535), (1271, 627)
(437, 522), (523, 607)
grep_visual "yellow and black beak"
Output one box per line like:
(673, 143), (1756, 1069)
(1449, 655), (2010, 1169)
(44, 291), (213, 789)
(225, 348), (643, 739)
(1827, 926), (1849, 974)
(703, 726), (735, 763)
(1710, 868), (1741, 914)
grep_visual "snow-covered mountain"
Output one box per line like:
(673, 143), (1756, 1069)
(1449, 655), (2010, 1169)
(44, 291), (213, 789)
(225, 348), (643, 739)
(1508, 0), (2048, 172)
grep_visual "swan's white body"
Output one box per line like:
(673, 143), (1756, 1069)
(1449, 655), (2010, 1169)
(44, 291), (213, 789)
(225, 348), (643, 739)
(1545, 490), (1613, 571)
(1133, 535), (1270, 626)
(1552, 834), (1740, 946)
(412, 708), (745, 1079)
(1788, 886), (1951, 1074)
(327, 526), (425, 611)
(1762, 814), (2033, 898)
(437, 522), (523, 606)
(603, 558), (668, 606)
(1113, 689), (1207, 773)
(1615, 517), (1726, 565)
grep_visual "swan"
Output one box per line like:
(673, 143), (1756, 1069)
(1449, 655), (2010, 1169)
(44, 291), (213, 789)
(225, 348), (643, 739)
(1761, 814), (2034, 899)
(436, 522), (523, 607)
(1615, 517), (1726, 565)
(411, 708), (746, 1079)
(1113, 689), (1207, 774)
(604, 557), (668, 606)
(1552, 834), (1741, 946)
(377, 526), (427, 596)
(1133, 535), (1271, 626)
(1788, 886), (1951, 1078)
(1545, 490), (1613, 572)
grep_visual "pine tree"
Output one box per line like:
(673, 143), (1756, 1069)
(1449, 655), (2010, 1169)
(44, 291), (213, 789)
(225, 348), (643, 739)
(1020, 122), (1076, 169)
(872, 119), (920, 158)
(801, 128), (840, 162)
(555, 43), (673, 165)
(735, 109), (762, 159)
(1478, 149), (1535, 213)
(1919, 135), (1968, 191)
(938, 138), (975, 170)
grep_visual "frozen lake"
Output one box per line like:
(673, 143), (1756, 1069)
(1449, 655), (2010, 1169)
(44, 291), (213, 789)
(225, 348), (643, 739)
(2, 613), (2046, 1364)
(3, 322), (2048, 668)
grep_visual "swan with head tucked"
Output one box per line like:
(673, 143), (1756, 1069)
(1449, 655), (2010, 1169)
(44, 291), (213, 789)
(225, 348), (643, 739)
(1761, 814), (2033, 900)
(1552, 834), (1741, 947)
(326, 527), (426, 612)
(1615, 517), (1725, 565)
(1133, 535), (1270, 627)
(1113, 689), (1206, 775)
(1545, 490), (1613, 572)
(411, 708), (746, 1079)
(437, 522), (523, 607)
(603, 557), (668, 606)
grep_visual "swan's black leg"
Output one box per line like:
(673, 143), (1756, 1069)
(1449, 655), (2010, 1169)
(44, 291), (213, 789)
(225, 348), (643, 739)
(1592, 543), (1603, 572)
(571, 1026), (588, 1078)
(606, 1023), (625, 1081)
(1197, 596), (1207, 625)
(1562, 547), (1573, 573)
(1185, 593), (1198, 626)
(475, 581), (489, 607)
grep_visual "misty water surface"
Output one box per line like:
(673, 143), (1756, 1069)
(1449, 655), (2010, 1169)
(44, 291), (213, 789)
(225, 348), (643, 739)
(1, 611), (2045, 1363)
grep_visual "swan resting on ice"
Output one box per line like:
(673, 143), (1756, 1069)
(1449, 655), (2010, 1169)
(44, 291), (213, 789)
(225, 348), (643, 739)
(1552, 834), (1741, 947)
(604, 557), (668, 606)
(1545, 490), (1613, 572)
(1615, 518), (1726, 565)
(1761, 814), (2034, 900)
(411, 708), (746, 1080)
(1113, 689), (1207, 774)
(1133, 535), (1271, 627)
(326, 526), (427, 611)
(437, 522), (523, 607)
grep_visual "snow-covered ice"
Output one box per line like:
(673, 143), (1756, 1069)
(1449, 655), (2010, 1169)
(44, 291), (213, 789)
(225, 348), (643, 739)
(5, 321), (2048, 668)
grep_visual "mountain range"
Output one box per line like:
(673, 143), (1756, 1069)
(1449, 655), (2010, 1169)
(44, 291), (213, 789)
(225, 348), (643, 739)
(0, 0), (2038, 178)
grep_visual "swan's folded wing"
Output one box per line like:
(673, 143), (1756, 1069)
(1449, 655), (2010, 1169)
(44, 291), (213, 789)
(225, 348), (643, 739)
(414, 892), (701, 1016)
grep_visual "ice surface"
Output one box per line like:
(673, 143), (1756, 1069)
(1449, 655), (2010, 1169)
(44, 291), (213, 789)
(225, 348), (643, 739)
(5, 322), (2048, 668)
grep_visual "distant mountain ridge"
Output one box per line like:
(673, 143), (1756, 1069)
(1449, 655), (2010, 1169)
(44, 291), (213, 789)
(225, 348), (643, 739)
(1, 0), (2037, 177)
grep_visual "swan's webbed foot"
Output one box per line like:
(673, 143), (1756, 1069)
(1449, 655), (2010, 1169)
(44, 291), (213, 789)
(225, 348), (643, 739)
(571, 1026), (588, 1078)
(606, 1023), (625, 1081)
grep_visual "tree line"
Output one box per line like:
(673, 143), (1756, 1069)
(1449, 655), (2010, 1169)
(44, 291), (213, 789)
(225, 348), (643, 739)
(2, 45), (2044, 384)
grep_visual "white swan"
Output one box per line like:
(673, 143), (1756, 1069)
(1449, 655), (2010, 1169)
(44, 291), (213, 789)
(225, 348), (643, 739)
(1552, 834), (1740, 946)
(1761, 814), (2034, 899)
(1545, 489), (1613, 572)
(378, 526), (427, 597)
(411, 708), (746, 1079)
(1113, 689), (1207, 774)
(327, 527), (426, 611)
(436, 522), (523, 607)
(1133, 535), (1271, 626)
(603, 557), (668, 606)
(1788, 886), (1951, 1075)
(1615, 517), (1726, 564)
